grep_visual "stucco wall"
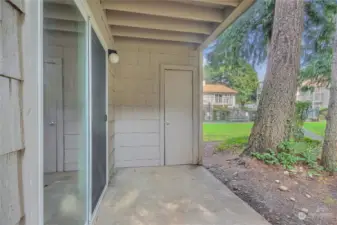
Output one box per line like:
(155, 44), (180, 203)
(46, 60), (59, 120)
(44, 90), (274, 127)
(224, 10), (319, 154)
(113, 38), (199, 167)
(0, 2), (24, 225)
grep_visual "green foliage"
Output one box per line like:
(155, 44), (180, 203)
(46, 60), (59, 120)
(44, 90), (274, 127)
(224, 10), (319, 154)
(216, 136), (248, 152)
(319, 108), (329, 119)
(207, 0), (337, 69)
(303, 137), (322, 145)
(301, 0), (337, 85)
(300, 51), (332, 85)
(204, 59), (258, 107)
(206, 0), (274, 67)
(252, 139), (322, 170)
(277, 152), (303, 170)
(290, 101), (312, 141)
(252, 149), (280, 165)
(296, 101), (312, 126)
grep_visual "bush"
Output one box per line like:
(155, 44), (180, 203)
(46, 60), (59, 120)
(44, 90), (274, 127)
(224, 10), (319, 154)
(252, 140), (322, 170)
(252, 149), (280, 165)
(303, 137), (321, 146)
(319, 108), (328, 120)
(289, 101), (312, 141)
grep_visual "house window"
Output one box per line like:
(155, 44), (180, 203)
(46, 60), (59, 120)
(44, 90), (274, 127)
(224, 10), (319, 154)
(215, 94), (222, 103)
(223, 94), (229, 104)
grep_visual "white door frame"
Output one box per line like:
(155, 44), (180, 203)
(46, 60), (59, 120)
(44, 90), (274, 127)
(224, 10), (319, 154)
(43, 58), (64, 172)
(159, 64), (199, 166)
(88, 22), (109, 224)
(36, 0), (110, 225)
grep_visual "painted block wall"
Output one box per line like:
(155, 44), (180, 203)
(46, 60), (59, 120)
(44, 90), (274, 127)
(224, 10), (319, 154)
(44, 31), (81, 171)
(113, 38), (198, 167)
(108, 62), (116, 176)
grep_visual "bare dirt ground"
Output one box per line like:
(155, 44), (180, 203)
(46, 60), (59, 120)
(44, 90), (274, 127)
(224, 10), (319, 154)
(204, 142), (337, 225)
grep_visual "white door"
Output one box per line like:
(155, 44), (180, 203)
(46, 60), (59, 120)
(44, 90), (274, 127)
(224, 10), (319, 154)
(164, 69), (193, 165)
(44, 59), (63, 173)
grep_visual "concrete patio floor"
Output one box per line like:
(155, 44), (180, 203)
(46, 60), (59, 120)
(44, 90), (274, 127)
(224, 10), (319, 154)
(94, 166), (270, 225)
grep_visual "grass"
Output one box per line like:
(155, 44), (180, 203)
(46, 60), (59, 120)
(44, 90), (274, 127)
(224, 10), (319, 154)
(216, 136), (249, 152)
(203, 122), (324, 171)
(303, 121), (327, 136)
(203, 121), (327, 142)
(203, 122), (253, 142)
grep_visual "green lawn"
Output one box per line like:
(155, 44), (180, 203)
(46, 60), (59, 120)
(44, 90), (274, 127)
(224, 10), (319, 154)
(203, 122), (253, 141)
(303, 121), (327, 136)
(203, 121), (327, 142)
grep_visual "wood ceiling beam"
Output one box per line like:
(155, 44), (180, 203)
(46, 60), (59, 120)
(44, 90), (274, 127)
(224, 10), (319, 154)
(111, 26), (205, 44)
(199, 0), (255, 49)
(170, 0), (241, 7)
(103, 1), (224, 23)
(106, 11), (214, 35)
(84, 0), (114, 49)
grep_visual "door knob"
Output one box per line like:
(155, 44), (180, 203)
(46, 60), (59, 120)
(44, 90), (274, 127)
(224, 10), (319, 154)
(165, 121), (170, 125)
(49, 121), (56, 126)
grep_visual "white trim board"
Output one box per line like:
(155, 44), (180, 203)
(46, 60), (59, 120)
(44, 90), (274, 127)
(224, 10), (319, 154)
(159, 64), (199, 166)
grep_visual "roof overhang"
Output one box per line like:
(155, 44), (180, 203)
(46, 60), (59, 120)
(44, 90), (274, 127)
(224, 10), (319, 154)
(103, 0), (255, 50)
(43, 0), (255, 50)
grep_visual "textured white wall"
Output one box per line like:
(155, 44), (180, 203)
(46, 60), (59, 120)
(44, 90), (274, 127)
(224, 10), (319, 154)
(113, 38), (198, 167)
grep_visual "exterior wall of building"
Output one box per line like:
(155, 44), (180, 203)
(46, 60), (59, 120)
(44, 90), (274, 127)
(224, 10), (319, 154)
(203, 93), (236, 107)
(0, 2), (25, 225)
(113, 38), (198, 167)
(44, 31), (82, 171)
(297, 87), (330, 109)
(108, 62), (116, 176)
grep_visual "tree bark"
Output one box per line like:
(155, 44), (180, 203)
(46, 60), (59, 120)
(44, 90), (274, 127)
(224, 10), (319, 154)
(321, 16), (337, 173)
(242, 0), (304, 155)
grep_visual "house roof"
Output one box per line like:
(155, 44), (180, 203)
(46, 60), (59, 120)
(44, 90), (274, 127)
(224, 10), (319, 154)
(301, 79), (329, 88)
(203, 84), (238, 94)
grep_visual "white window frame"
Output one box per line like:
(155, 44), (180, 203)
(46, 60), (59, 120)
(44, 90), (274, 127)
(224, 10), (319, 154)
(215, 93), (223, 103)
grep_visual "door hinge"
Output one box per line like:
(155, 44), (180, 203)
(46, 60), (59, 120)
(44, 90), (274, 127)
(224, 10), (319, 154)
(104, 114), (108, 122)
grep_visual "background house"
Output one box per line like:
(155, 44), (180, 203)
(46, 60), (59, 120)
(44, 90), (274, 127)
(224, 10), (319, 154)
(258, 80), (330, 120)
(203, 82), (237, 107)
(297, 85), (330, 109)
(203, 82), (237, 120)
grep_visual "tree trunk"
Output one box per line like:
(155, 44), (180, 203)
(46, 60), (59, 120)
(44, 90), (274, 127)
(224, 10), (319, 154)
(321, 16), (337, 173)
(242, 0), (304, 155)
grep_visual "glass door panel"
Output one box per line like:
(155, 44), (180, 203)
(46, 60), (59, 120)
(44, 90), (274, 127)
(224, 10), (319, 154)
(90, 28), (107, 213)
(43, 0), (89, 224)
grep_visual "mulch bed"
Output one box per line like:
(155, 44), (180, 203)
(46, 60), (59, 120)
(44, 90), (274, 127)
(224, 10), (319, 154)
(204, 142), (337, 225)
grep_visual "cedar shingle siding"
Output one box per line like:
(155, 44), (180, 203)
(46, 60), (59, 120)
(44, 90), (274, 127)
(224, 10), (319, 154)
(0, 1), (24, 225)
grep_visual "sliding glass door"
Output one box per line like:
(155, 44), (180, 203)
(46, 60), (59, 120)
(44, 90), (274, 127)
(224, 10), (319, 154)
(42, 1), (108, 224)
(90, 28), (107, 213)
(42, 0), (89, 225)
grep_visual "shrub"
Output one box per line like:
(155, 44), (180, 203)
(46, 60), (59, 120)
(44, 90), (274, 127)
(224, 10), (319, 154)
(303, 137), (321, 146)
(288, 101), (312, 141)
(252, 149), (280, 165)
(252, 140), (322, 170)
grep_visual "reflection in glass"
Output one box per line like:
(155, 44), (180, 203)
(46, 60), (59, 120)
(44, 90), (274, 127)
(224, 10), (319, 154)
(43, 1), (88, 224)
